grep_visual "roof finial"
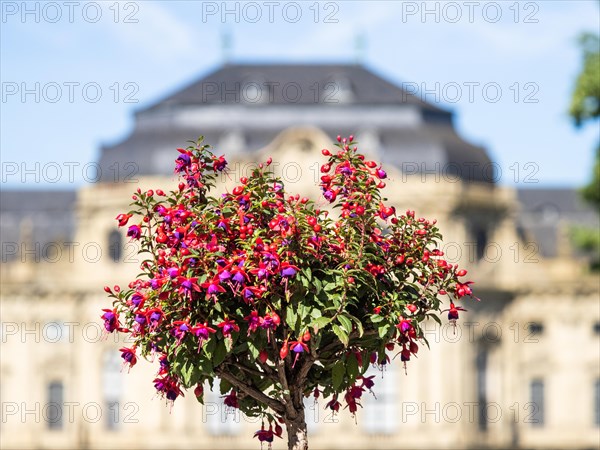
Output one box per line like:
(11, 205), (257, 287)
(354, 32), (366, 64)
(221, 29), (232, 64)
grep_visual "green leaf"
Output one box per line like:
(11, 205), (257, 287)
(213, 339), (227, 366)
(349, 315), (364, 337)
(346, 353), (359, 380)
(311, 316), (331, 330)
(370, 314), (384, 323)
(247, 340), (260, 360)
(332, 324), (349, 347)
(310, 308), (322, 319)
(338, 315), (353, 334)
(332, 360), (345, 390)
(286, 304), (298, 328)
(378, 323), (391, 339)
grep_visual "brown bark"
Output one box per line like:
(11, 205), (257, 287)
(285, 411), (308, 450)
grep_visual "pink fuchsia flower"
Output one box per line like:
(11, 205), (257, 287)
(146, 308), (163, 331)
(201, 276), (226, 300)
(130, 292), (146, 308)
(172, 320), (191, 343)
(167, 267), (180, 278)
(288, 340), (309, 368)
(178, 276), (200, 293)
(101, 308), (120, 333)
(127, 224), (141, 239)
(192, 322), (216, 348)
(217, 318), (240, 338)
(119, 347), (137, 370)
(175, 150), (192, 172)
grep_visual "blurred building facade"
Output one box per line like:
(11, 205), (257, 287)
(1, 64), (599, 450)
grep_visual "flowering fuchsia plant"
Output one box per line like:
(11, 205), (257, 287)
(102, 135), (476, 450)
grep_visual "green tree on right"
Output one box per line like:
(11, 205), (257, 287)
(569, 30), (600, 269)
(570, 32), (599, 208)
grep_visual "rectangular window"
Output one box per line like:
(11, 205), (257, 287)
(204, 378), (241, 436)
(530, 379), (544, 427)
(47, 381), (64, 430)
(477, 350), (488, 431)
(362, 364), (398, 435)
(106, 401), (120, 431)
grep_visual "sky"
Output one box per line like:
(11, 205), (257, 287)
(1, 0), (599, 189)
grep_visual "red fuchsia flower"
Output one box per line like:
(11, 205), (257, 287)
(200, 276), (226, 301)
(397, 318), (413, 334)
(249, 262), (272, 281)
(254, 424), (280, 448)
(213, 155), (227, 171)
(260, 311), (279, 342)
(192, 322), (216, 350)
(241, 286), (262, 302)
(146, 308), (164, 331)
(116, 213), (132, 227)
(101, 308), (120, 333)
(158, 354), (170, 375)
(326, 395), (341, 412)
(119, 347), (137, 370)
(223, 390), (239, 409)
(127, 224), (142, 239)
(231, 265), (249, 285)
(153, 375), (184, 402)
(130, 291), (146, 308)
(244, 311), (263, 335)
(323, 189), (337, 202)
(178, 276), (200, 293)
(358, 375), (376, 396)
(172, 320), (191, 344)
(344, 385), (364, 415)
(455, 281), (475, 298)
(288, 340), (309, 368)
(175, 149), (192, 172)
(442, 302), (468, 334)
(218, 318), (240, 338)
(280, 262), (299, 278)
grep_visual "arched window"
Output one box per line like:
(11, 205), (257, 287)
(108, 230), (122, 263)
(102, 351), (123, 430)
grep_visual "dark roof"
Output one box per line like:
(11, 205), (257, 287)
(0, 190), (77, 261)
(140, 63), (448, 113)
(516, 188), (599, 258)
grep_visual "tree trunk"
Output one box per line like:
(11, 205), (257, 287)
(285, 412), (308, 450)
